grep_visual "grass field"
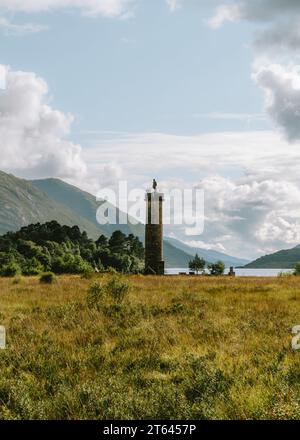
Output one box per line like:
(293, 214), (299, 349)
(0, 274), (300, 420)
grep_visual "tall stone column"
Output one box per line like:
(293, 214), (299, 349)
(144, 187), (165, 275)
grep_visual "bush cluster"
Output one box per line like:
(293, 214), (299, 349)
(87, 276), (131, 309)
(189, 254), (225, 276)
(40, 272), (57, 284)
(0, 221), (144, 277)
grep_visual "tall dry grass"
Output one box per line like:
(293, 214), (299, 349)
(0, 274), (299, 419)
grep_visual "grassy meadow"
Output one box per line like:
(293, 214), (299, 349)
(0, 274), (300, 420)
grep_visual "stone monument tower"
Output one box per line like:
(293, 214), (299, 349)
(144, 179), (165, 275)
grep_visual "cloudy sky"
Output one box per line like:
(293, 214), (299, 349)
(1, 0), (300, 259)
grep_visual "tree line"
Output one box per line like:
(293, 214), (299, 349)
(0, 221), (144, 277)
(189, 254), (225, 276)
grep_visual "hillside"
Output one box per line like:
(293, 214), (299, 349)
(244, 245), (300, 269)
(30, 178), (190, 268)
(166, 237), (249, 267)
(31, 178), (144, 239)
(0, 171), (191, 267)
(0, 171), (104, 238)
(163, 241), (194, 268)
(0, 171), (250, 269)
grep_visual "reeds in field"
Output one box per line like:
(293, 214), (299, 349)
(0, 274), (298, 420)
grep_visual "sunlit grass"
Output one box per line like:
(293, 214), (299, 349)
(0, 274), (299, 419)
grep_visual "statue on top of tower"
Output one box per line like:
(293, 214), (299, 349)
(152, 179), (158, 191)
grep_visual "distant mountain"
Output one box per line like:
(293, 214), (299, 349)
(0, 171), (103, 238)
(244, 245), (300, 269)
(163, 241), (194, 268)
(0, 170), (249, 269)
(166, 237), (250, 267)
(0, 171), (190, 268)
(30, 178), (192, 268)
(31, 178), (144, 239)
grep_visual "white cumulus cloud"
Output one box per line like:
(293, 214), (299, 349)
(196, 175), (300, 258)
(209, 1), (300, 145)
(80, 130), (300, 258)
(0, 65), (86, 180)
(254, 64), (300, 142)
(208, 3), (242, 29)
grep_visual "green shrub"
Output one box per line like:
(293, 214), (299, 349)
(293, 262), (300, 276)
(22, 258), (44, 276)
(52, 254), (93, 275)
(0, 262), (21, 277)
(189, 254), (206, 274)
(106, 277), (131, 303)
(208, 261), (225, 276)
(40, 272), (57, 284)
(87, 277), (131, 309)
(87, 281), (106, 310)
(278, 271), (293, 278)
(81, 267), (95, 280)
(0, 223), (144, 276)
(106, 266), (118, 274)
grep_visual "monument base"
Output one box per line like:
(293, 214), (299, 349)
(145, 260), (165, 276)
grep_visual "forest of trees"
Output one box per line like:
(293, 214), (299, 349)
(0, 221), (145, 277)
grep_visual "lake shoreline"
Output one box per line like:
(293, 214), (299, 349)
(165, 268), (293, 277)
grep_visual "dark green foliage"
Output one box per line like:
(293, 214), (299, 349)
(0, 221), (144, 276)
(40, 272), (57, 284)
(106, 267), (118, 274)
(189, 254), (206, 274)
(51, 254), (93, 275)
(293, 262), (300, 276)
(0, 261), (21, 277)
(208, 261), (225, 276)
(97, 232), (144, 274)
(22, 258), (44, 276)
(81, 267), (95, 280)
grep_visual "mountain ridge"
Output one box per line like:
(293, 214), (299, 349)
(0, 170), (250, 268)
(244, 245), (300, 269)
(0, 171), (190, 267)
(30, 177), (195, 268)
(0, 171), (104, 238)
(165, 237), (249, 267)
(31, 178), (144, 239)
